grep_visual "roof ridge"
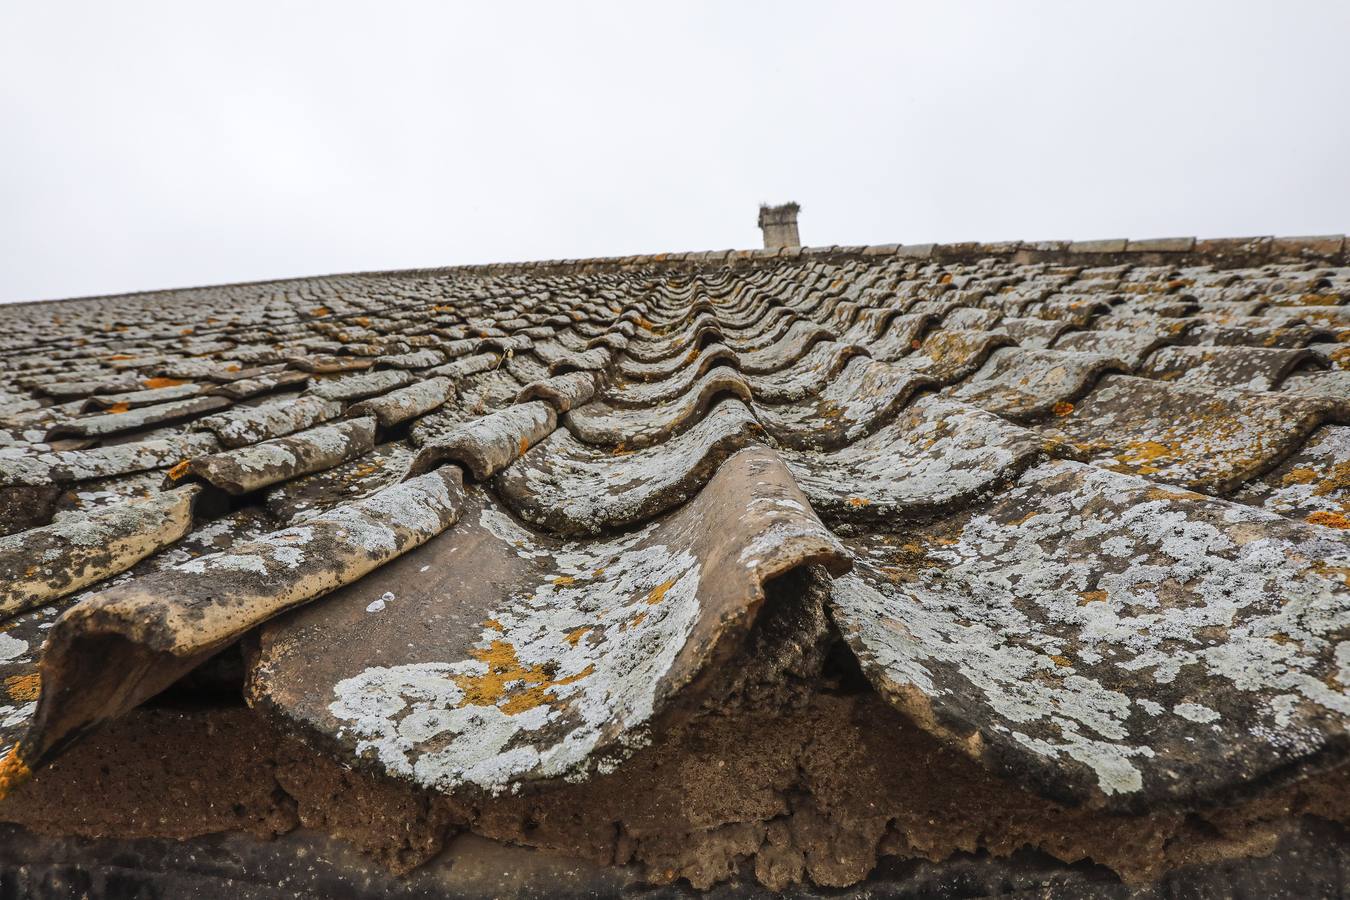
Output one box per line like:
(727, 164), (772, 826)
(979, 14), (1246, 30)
(6, 233), (1347, 308)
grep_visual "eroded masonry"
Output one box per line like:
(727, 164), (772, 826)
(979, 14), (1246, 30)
(0, 234), (1349, 895)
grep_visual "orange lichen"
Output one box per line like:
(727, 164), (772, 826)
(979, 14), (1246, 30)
(1307, 511), (1350, 530)
(166, 459), (191, 481)
(105, 354), (134, 361)
(846, 497), (871, 508)
(1117, 440), (1171, 475)
(106, 402), (131, 414)
(1077, 590), (1108, 605)
(310, 306), (331, 316)
(518, 436), (530, 456)
(4, 673), (40, 703)
(552, 576), (575, 587)
(483, 618), (505, 632)
(1051, 401), (1075, 417)
(564, 626), (591, 646)
(179, 327), (194, 336)
(452, 640), (594, 715)
(142, 376), (187, 389)
(0, 745), (31, 801)
(646, 577), (678, 605)
(1050, 655), (1073, 668)
(1283, 468), (1318, 486)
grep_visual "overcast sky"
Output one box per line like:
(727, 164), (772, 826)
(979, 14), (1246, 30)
(2, 2), (1348, 303)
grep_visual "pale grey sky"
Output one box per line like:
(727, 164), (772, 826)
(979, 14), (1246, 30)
(2, 1), (1347, 303)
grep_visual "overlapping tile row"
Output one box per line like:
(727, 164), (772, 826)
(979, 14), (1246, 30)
(0, 239), (1347, 833)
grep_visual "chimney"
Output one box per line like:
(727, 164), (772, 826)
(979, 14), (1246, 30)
(757, 202), (801, 249)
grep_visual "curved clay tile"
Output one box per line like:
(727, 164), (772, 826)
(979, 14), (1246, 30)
(185, 417), (377, 495)
(565, 368), (753, 451)
(1138, 345), (1321, 391)
(1038, 374), (1334, 493)
(0, 486), (199, 617)
(194, 394), (341, 448)
(496, 398), (765, 536)
(950, 346), (1128, 420)
(831, 459), (1350, 810)
(0, 467), (465, 791)
(756, 356), (935, 451)
(247, 446), (849, 796)
(781, 395), (1044, 523)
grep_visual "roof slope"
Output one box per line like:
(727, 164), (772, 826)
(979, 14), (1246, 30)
(0, 235), (1348, 821)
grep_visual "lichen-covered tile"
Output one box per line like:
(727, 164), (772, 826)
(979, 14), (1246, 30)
(755, 357), (935, 451)
(1038, 374), (1333, 493)
(830, 459), (1350, 809)
(0, 487), (199, 617)
(184, 418), (376, 495)
(780, 395), (1043, 523)
(47, 395), (232, 441)
(496, 399), (764, 535)
(1232, 425), (1350, 530)
(1, 467), (466, 787)
(1139, 345), (1319, 391)
(248, 446), (848, 796)
(950, 347), (1126, 420)
(565, 369), (753, 451)
(194, 395), (342, 449)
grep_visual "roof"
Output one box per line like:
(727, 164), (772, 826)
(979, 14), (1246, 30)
(0, 232), (1348, 891)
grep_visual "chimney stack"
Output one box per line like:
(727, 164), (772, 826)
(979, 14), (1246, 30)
(757, 202), (801, 250)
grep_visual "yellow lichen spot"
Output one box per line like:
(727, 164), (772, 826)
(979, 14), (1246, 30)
(105, 353), (134, 361)
(564, 626), (591, 646)
(846, 497), (871, 508)
(310, 306), (330, 316)
(1307, 511), (1350, 530)
(1145, 486), (1200, 502)
(179, 327), (194, 336)
(1118, 440), (1172, 475)
(518, 436), (530, 456)
(166, 459), (191, 480)
(483, 618), (505, 631)
(452, 639), (595, 715)
(1051, 401), (1075, 417)
(629, 611), (647, 628)
(552, 575), (575, 587)
(0, 745), (31, 801)
(592, 568), (606, 578)
(1077, 590), (1108, 606)
(1050, 655), (1073, 668)
(142, 376), (187, 389)
(4, 673), (40, 703)
(106, 402), (131, 414)
(646, 577), (678, 605)
(1282, 468), (1318, 486)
